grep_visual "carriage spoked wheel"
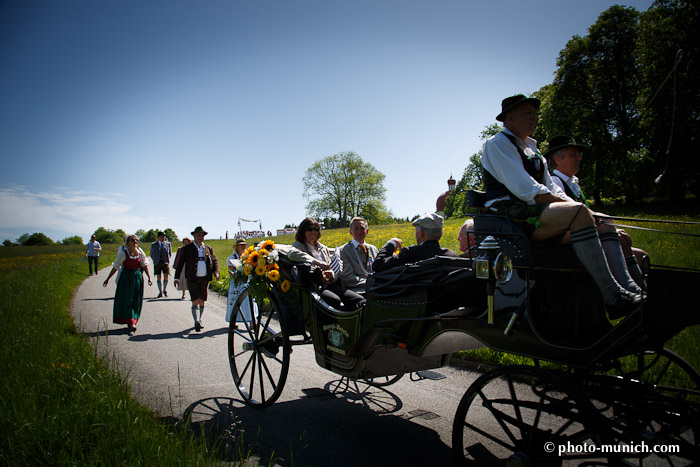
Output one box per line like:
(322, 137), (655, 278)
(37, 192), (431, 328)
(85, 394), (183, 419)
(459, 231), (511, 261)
(611, 347), (700, 396)
(363, 373), (404, 387)
(228, 288), (290, 408)
(452, 365), (605, 466)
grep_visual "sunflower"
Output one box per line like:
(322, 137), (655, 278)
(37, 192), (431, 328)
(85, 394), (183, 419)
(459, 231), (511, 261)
(243, 265), (252, 276)
(267, 269), (280, 282)
(255, 264), (266, 276)
(247, 251), (259, 265)
(280, 279), (291, 292)
(260, 240), (275, 251)
(266, 262), (279, 271)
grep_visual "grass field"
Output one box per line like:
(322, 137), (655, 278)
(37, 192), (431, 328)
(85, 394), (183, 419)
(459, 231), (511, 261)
(2, 207), (698, 464)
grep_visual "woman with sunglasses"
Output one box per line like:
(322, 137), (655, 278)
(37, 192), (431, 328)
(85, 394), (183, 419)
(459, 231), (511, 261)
(103, 234), (153, 334)
(289, 217), (365, 311)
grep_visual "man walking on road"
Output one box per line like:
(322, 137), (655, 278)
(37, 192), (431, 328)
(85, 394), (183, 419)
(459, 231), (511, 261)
(150, 232), (172, 297)
(85, 234), (102, 276)
(174, 226), (220, 332)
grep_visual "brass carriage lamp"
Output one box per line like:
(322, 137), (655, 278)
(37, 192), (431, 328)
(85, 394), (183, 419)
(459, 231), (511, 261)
(474, 236), (513, 325)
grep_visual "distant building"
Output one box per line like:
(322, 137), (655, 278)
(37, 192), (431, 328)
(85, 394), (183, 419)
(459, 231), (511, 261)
(435, 175), (456, 217)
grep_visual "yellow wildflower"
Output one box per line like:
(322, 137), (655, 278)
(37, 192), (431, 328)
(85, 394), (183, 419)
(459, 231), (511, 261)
(281, 279), (291, 292)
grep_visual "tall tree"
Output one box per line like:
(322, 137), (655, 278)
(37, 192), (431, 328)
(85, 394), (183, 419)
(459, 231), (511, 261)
(637, 0), (700, 203)
(303, 151), (387, 226)
(93, 227), (126, 244)
(539, 6), (642, 204)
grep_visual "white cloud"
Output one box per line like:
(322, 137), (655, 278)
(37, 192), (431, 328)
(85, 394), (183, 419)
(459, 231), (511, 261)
(0, 185), (165, 242)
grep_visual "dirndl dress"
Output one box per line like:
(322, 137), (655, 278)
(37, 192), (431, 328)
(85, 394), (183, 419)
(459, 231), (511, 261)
(113, 252), (144, 326)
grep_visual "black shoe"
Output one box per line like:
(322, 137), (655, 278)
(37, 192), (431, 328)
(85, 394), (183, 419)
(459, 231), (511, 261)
(195, 322), (202, 332)
(157, 293), (163, 298)
(606, 291), (642, 320)
(164, 291), (168, 297)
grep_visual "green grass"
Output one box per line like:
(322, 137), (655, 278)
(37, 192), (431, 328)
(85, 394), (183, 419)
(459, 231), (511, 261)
(0, 245), (238, 465)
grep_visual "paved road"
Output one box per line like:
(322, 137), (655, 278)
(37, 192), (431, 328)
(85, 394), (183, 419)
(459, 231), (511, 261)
(71, 267), (482, 466)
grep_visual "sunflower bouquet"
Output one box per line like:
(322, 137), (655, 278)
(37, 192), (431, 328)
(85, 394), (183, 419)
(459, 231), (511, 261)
(233, 240), (291, 302)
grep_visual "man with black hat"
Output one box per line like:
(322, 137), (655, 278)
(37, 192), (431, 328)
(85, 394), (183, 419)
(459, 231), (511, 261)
(373, 213), (458, 272)
(174, 226), (220, 332)
(545, 135), (647, 291)
(480, 94), (641, 317)
(150, 231), (172, 298)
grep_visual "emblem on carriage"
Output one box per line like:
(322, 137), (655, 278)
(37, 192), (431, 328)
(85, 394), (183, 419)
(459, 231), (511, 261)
(328, 329), (344, 347)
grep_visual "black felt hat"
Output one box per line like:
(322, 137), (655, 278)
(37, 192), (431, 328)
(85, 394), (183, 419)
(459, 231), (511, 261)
(543, 135), (589, 159)
(496, 94), (541, 122)
(191, 226), (208, 236)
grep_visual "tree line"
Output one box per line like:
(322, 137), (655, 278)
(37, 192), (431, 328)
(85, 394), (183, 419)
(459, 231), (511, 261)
(444, 0), (698, 219)
(2, 227), (180, 247)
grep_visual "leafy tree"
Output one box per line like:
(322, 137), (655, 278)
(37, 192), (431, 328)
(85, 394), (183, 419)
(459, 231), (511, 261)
(93, 227), (126, 244)
(141, 229), (158, 243)
(21, 232), (54, 246)
(163, 228), (179, 242)
(62, 235), (83, 246)
(3, 239), (18, 247)
(16, 233), (30, 245)
(303, 151), (387, 226)
(538, 6), (643, 204)
(637, 0), (700, 202)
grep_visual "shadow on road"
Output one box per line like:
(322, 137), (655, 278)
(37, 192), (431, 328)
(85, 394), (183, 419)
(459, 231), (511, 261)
(177, 382), (455, 466)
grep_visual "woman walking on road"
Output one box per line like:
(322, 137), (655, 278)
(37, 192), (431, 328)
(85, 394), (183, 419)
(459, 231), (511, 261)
(173, 237), (191, 299)
(103, 234), (153, 334)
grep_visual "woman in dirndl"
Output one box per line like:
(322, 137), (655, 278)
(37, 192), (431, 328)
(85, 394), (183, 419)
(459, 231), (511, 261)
(172, 237), (191, 299)
(226, 237), (258, 325)
(103, 234), (153, 334)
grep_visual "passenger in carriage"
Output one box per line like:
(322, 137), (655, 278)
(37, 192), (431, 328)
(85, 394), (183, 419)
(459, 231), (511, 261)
(457, 218), (476, 259)
(372, 213), (458, 272)
(480, 94), (642, 318)
(288, 217), (366, 311)
(339, 216), (378, 294)
(545, 135), (649, 290)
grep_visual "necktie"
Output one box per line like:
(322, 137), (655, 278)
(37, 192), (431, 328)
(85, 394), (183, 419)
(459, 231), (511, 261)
(359, 244), (369, 267)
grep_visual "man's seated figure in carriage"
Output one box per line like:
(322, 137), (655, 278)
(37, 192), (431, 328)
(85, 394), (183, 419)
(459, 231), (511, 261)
(545, 135), (648, 291)
(480, 94), (642, 319)
(372, 213), (458, 272)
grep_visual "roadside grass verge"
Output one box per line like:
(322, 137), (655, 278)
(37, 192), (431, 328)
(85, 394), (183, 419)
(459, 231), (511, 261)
(0, 245), (234, 465)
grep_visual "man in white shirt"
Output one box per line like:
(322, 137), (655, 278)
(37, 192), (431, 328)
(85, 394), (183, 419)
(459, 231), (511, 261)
(481, 94), (641, 318)
(339, 217), (378, 294)
(85, 234), (102, 276)
(174, 226), (220, 332)
(545, 135), (647, 291)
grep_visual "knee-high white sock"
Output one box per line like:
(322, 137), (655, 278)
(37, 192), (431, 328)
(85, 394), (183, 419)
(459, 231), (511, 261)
(570, 227), (625, 304)
(599, 232), (642, 294)
(191, 305), (200, 323)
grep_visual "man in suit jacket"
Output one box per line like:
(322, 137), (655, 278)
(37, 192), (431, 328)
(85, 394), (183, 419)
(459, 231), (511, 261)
(174, 226), (220, 332)
(150, 232), (172, 298)
(339, 217), (378, 294)
(373, 213), (458, 273)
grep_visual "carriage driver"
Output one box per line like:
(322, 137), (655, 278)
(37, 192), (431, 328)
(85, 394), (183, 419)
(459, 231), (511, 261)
(480, 94), (642, 319)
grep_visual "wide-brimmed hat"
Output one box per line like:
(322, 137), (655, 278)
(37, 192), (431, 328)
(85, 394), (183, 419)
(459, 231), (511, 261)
(496, 94), (541, 122)
(234, 237), (248, 247)
(543, 135), (589, 159)
(412, 212), (444, 230)
(191, 226), (208, 236)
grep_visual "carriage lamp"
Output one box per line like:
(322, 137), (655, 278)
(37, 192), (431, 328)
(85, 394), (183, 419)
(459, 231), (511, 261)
(475, 236), (501, 324)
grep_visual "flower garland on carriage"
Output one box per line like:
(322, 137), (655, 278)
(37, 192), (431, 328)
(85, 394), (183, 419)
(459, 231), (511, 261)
(231, 240), (291, 302)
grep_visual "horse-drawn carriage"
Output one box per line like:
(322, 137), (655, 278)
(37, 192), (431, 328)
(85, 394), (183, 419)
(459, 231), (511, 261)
(227, 206), (700, 465)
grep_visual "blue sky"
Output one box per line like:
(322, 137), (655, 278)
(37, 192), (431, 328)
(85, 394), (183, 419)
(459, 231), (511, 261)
(0, 0), (654, 244)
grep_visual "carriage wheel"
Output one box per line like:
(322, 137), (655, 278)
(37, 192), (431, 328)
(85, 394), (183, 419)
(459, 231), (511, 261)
(616, 347), (700, 396)
(452, 365), (604, 466)
(228, 289), (290, 408)
(363, 373), (404, 387)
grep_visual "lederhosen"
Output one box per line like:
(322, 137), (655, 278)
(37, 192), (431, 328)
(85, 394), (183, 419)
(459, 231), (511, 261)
(483, 132), (547, 235)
